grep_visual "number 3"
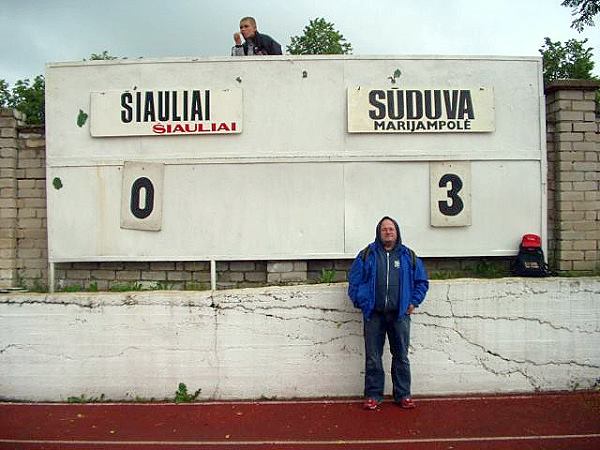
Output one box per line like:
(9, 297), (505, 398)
(438, 173), (464, 216)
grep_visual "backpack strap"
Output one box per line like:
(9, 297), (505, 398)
(360, 245), (371, 262)
(408, 248), (416, 270)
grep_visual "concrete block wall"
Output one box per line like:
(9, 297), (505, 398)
(55, 260), (351, 291)
(0, 109), (23, 288)
(546, 80), (600, 272)
(55, 261), (211, 291)
(0, 113), (48, 290)
(48, 257), (512, 291)
(1, 278), (598, 401)
(307, 259), (353, 283)
(15, 126), (47, 286)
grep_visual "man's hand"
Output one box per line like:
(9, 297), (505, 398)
(233, 32), (242, 46)
(407, 304), (415, 315)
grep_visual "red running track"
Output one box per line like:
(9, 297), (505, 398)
(1, 392), (599, 449)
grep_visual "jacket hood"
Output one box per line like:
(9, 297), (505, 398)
(375, 216), (402, 248)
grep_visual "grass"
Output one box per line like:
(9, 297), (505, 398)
(151, 281), (175, 290)
(428, 258), (511, 280)
(558, 268), (600, 277)
(319, 268), (337, 283)
(109, 282), (143, 292)
(67, 393), (106, 403)
(429, 270), (467, 280)
(185, 282), (210, 291)
(472, 260), (510, 278)
(58, 281), (143, 293)
(30, 279), (48, 293)
(174, 383), (201, 403)
(64, 383), (202, 404)
(13, 279), (213, 293)
(61, 284), (84, 292)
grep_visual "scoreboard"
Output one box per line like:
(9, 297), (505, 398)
(45, 55), (545, 261)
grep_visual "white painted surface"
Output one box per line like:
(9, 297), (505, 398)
(45, 56), (545, 261)
(46, 160), (540, 260)
(1, 278), (597, 401)
(45, 56), (543, 163)
(343, 160), (541, 256)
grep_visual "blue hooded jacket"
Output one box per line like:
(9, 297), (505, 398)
(347, 217), (429, 320)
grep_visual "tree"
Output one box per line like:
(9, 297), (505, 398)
(88, 50), (119, 61)
(561, 0), (600, 32)
(0, 51), (119, 125)
(0, 75), (45, 125)
(539, 37), (596, 84)
(287, 18), (352, 55)
(0, 79), (10, 107)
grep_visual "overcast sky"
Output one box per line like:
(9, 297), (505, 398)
(1, 0), (599, 85)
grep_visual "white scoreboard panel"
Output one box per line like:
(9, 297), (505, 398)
(45, 55), (545, 261)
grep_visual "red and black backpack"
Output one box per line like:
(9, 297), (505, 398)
(512, 234), (551, 277)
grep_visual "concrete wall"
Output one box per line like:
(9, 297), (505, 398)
(1, 277), (598, 401)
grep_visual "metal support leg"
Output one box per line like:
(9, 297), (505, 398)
(210, 260), (217, 291)
(48, 262), (55, 293)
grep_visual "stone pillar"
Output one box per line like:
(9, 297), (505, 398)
(16, 125), (47, 287)
(545, 80), (600, 272)
(0, 109), (23, 288)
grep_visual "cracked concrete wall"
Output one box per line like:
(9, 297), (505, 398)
(0, 277), (598, 401)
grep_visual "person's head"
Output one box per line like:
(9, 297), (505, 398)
(239, 17), (257, 40)
(376, 216), (401, 250)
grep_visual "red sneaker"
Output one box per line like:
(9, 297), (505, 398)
(399, 397), (416, 409)
(363, 398), (381, 410)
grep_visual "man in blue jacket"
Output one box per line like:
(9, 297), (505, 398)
(348, 216), (429, 410)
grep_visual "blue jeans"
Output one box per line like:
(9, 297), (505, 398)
(364, 310), (411, 402)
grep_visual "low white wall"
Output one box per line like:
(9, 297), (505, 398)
(1, 277), (598, 401)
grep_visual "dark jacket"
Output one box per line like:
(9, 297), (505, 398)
(373, 242), (402, 312)
(242, 31), (282, 55)
(348, 217), (429, 320)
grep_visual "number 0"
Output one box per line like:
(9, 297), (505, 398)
(438, 173), (464, 216)
(130, 177), (154, 219)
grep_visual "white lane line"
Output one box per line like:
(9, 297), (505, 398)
(1, 433), (599, 446)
